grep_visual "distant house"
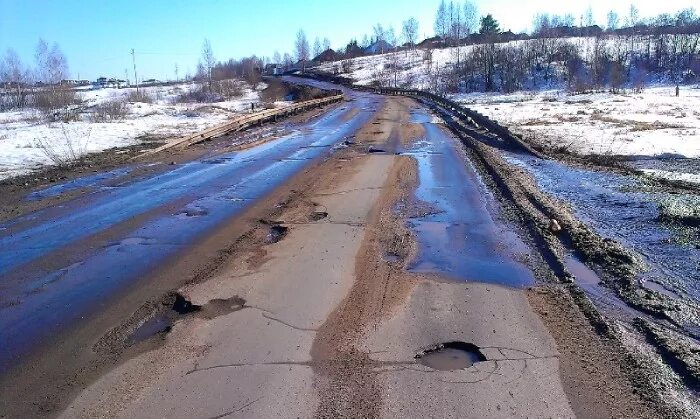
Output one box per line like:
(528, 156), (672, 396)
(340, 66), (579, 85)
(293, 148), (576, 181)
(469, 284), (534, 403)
(93, 77), (129, 89)
(93, 77), (108, 88)
(313, 49), (340, 63)
(364, 40), (393, 55)
(343, 40), (364, 58)
(59, 79), (82, 86)
(417, 36), (442, 49)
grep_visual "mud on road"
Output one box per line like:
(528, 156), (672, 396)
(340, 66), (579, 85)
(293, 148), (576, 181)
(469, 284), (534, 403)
(0, 89), (687, 417)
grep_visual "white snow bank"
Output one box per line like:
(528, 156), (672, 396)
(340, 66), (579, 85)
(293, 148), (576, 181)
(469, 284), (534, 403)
(452, 86), (700, 158)
(0, 81), (271, 180)
(641, 169), (700, 185)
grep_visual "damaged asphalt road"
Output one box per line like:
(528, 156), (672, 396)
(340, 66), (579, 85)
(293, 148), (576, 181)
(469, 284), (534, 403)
(0, 80), (695, 418)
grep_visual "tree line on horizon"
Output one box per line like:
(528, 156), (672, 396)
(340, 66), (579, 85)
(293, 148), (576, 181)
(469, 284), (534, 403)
(2, 1), (700, 109)
(296, 1), (700, 94)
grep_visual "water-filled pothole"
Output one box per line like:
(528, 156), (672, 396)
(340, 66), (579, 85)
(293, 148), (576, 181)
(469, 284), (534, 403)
(415, 341), (486, 370)
(383, 252), (401, 264)
(265, 224), (289, 243)
(126, 293), (245, 345)
(179, 207), (209, 217)
(309, 211), (328, 221)
(367, 146), (386, 153)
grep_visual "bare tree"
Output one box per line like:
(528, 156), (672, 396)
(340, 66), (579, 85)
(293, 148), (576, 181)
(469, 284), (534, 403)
(322, 37), (331, 52)
(312, 36), (322, 59)
(533, 13), (551, 36)
(35, 40), (68, 85)
(283, 52), (293, 71)
(607, 10), (619, 30)
(562, 13), (576, 27)
(583, 6), (594, 27)
(361, 34), (370, 49)
(295, 29), (310, 72)
(34, 39), (50, 83)
(386, 26), (396, 49)
(402, 17), (419, 63)
(373, 23), (386, 53)
(272, 50), (281, 64)
(447, 1), (456, 44)
(1, 49), (30, 109)
(201, 38), (215, 90)
(463, 1), (479, 35)
(452, 2), (463, 43)
(434, 0), (448, 39)
(626, 4), (640, 28)
(34, 39), (71, 115)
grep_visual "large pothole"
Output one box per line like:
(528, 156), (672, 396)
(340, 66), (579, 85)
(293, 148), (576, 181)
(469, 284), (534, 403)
(126, 293), (245, 345)
(415, 341), (487, 370)
(260, 220), (289, 243)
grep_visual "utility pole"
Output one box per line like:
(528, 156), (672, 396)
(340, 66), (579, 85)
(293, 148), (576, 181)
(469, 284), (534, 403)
(131, 48), (139, 93)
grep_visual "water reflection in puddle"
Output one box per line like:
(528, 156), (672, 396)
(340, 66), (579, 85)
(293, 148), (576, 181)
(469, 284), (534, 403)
(404, 110), (533, 288)
(504, 151), (699, 303)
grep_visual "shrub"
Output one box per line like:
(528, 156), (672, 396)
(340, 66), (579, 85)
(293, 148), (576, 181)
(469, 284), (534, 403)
(173, 80), (245, 103)
(89, 99), (128, 122)
(211, 79), (244, 99)
(33, 124), (90, 166)
(174, 85), (218, 103)
(34, 87), (82, 121)
(125, 89), (153, 103)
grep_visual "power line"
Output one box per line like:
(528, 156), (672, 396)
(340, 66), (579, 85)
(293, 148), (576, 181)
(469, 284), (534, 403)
(131, 48), (139, 93)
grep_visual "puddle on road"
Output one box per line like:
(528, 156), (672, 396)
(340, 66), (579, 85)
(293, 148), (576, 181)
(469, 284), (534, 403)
(25, 167), (133, 201)
(367, 145), (386, 153)
(403, 110), (534, 288)
(643, 279), (681, 300)
(564, 254), (639, 317)
(265, 224), (289, 243)
(383, 252), (401, 264)
(0, 91), (381, 372)
(127, 294), (246, 345)
(416, 342), (487, 370)
(128, 315), (173, 344)
(178, 206), (209, 217)
(309, 211), (328, 221)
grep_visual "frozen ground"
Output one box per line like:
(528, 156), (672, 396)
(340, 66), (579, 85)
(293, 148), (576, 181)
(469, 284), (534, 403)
(452, 87), (700, 159)
(0, 81), (282, 180)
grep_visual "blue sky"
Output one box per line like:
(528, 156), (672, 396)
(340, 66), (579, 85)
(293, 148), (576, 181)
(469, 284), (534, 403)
(0, 0), (696, 81)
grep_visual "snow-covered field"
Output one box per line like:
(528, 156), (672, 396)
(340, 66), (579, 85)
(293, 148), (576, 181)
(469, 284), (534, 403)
(316, 41), (700, 159)
(0, 82), (274, 180)
(317, 48), (452, 90)
(453, 86), (700, 158)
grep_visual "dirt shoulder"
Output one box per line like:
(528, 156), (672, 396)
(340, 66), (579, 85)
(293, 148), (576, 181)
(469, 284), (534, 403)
(432, 102), (691, 416)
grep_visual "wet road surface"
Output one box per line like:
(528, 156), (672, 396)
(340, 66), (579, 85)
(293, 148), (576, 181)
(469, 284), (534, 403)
(404, 110), (533, 287)
(57, 93), (578, 419)
(0, 94), (378, 372)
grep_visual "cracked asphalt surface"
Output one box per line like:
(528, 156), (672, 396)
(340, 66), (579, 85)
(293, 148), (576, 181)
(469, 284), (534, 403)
(1, 82), (660, 418)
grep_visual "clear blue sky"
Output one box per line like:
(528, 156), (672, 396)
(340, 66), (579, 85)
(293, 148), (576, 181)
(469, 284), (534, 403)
(0, 0), (696, 81)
